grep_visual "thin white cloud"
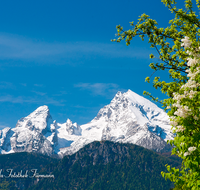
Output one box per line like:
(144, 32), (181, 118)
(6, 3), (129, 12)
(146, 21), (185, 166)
(0, 121), (10, 129)
(20, 83), (27, 87)
(0, 82), (15, 89)
(0, 125), (9, 130)
(34, 84), (44, 87)
(74, 83), (126, 98)
(0, 95), (64, 106)
(0, 33), (152, 64)
(32, 91), (47, 96)
(52, 91), (68, 97)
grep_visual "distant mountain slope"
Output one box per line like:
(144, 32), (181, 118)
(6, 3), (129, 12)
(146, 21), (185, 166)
(28, 141), (181, 190)
(0, 90), (174, 157)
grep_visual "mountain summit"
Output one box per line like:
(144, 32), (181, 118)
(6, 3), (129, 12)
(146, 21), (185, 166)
(0, 90), (174, 157)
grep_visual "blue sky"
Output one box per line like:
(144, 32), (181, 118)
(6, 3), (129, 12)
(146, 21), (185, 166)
(0, 0), (185, 128)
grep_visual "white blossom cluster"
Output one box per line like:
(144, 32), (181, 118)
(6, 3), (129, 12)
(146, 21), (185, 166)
(186, 68), (200, 80)
(169, 36), (200, 158)
(169, 36), (200, 130)
(187, 57), (198, 67)
(188, 90), (198, 99)
(176, 125), (185, 132)
(169, 116), (178, 127)
(193, 115), (199, 120)
(173, 92), (185, 102)
(181, 36), (191, 48)
(174, 105), (192, 118)
(171, 92), (192, 119)
(181, 78), (200, 89)
(184, 146), (197, 157)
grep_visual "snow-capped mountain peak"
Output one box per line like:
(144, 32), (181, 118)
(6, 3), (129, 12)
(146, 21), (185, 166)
(124, 89), (159, 109)
(0, 90), (174, 157)
(15, 105), (52, 132)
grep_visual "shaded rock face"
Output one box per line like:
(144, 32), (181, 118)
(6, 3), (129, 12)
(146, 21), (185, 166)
(72, 141), (130, 166)
(0, 128), (14, 152)
(0, 90), (174, 158)
(0, 106), (55, 156)
(135, 130), (172, 153)
(66, 119), (81, 136)
(10, 131), (54, 155)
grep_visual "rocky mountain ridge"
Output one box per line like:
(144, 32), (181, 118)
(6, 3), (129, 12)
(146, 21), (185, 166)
(0, 90), (174, 157)
(0, 141), (181, 190)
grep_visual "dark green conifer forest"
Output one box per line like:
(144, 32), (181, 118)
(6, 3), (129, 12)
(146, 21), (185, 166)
(0, 141), (181, 190)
